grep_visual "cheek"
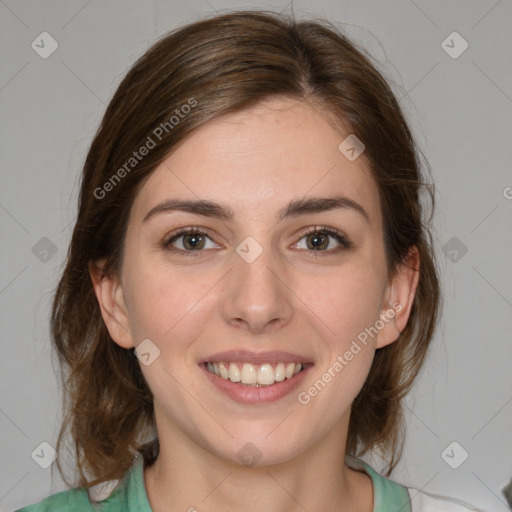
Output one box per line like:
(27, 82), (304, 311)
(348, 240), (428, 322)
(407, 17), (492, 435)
(294, 270), (382, 422)
(291, 261), (386, 407)
(123, 259), (215, 345)
(298, 262), (386, 347)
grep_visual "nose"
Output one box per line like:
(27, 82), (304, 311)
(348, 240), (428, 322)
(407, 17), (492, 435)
(222, 243), (294, 334)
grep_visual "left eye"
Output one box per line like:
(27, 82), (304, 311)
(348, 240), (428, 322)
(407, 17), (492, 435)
(293, 227), (351, 252)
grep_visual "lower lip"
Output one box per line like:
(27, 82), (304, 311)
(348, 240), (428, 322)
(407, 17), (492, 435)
(200, 363), (313, 404)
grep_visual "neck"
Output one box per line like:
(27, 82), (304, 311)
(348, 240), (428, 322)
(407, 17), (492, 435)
(143, 415), (373, 512)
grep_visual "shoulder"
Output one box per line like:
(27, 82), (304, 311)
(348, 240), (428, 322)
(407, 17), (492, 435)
(15, 487), (94, 512)
(344, 454), (485, 512)
(16, 454), (150, 512)
(15, 479), (124, 512)
(407, 487), (485, 512)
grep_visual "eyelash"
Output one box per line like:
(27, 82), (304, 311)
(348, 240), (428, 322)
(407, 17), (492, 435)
(162, 225), (352, 259)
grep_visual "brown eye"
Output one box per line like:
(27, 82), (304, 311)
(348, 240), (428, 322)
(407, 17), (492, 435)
(294, 226), (352, 254)
(163, 227), (220, 257)
(305, 231), (330, 250)
(180, 232), (206, 250)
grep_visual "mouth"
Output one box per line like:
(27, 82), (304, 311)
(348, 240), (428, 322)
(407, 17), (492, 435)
(203, 361), (308, 387)
(200, 350), (313, 404)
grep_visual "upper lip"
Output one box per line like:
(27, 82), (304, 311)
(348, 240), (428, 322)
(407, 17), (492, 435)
(202, 350), (313, 365)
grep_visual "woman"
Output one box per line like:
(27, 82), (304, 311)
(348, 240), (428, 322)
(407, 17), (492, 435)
(17, 10), (483, 511)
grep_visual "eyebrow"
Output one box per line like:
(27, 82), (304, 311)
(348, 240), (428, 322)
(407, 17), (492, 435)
(142, 195), (370, 224)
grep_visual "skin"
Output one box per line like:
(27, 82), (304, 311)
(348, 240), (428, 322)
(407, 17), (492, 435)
(90, 97), (419, 512)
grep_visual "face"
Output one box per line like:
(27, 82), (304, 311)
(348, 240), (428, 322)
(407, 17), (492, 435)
(91, 97), (417, 467)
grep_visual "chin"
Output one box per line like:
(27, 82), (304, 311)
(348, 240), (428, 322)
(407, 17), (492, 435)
(205, 424), (311, 469)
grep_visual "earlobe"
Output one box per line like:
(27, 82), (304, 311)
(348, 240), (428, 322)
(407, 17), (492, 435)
(375, 247), (420, 349)
(88, 259), (134, 349)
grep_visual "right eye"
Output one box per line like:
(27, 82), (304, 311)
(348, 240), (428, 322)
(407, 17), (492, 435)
(162, 227), (221, 257)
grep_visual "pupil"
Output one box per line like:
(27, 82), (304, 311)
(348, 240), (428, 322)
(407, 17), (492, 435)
(185, 233), (203, 249)
(309, 232), (326, 250)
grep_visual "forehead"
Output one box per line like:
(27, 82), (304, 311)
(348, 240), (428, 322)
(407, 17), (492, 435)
(131, 97), (381, 226)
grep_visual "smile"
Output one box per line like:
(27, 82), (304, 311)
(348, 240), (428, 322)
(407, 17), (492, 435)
(205, 361), (304, 387)
(200, 350), (314, 404)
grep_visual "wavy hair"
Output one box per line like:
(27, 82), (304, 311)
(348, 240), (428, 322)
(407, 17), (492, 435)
(50, 9), (440, 488)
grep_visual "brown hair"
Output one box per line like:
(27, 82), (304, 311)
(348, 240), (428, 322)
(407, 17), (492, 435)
(51, 9), (440, 488)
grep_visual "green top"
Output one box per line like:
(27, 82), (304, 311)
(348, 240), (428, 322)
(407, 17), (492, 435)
(16, 454), (411, 512)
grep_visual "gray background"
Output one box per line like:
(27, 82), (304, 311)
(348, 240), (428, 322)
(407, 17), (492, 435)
(1, 1), (511, 511)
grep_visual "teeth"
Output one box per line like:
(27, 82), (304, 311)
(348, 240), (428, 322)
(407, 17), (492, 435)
(206, 361), (304, 386)
(218, 362), (229, 379)
(274, 363), (285, 382)
(241, 363), (257, 385)
(257, 364), (275, 386)
(228, 362), (241, 382)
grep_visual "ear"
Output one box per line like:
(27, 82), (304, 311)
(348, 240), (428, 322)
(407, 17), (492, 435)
(89, 258), (134, 349)
(375, 246), (420, 349)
